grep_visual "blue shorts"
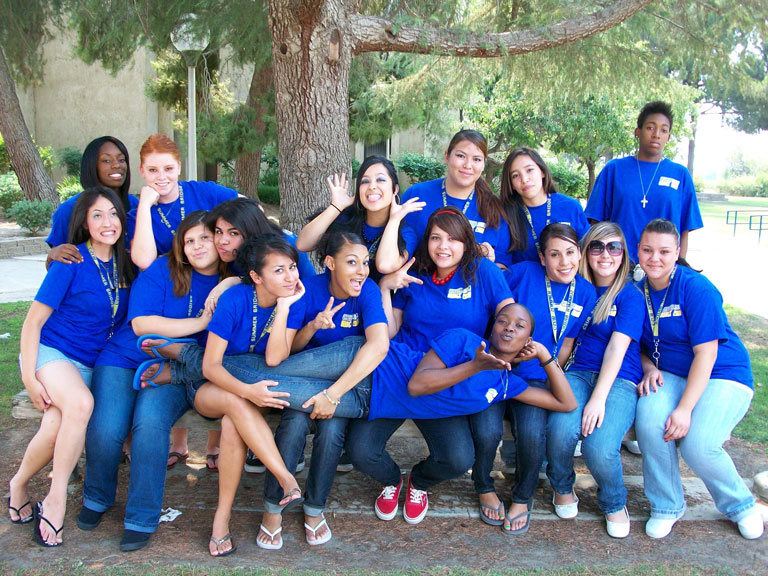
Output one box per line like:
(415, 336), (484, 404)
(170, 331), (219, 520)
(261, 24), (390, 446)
(22, 343), (94, 388)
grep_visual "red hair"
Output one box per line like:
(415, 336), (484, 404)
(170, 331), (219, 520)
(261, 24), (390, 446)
(140, 134), (180, 165)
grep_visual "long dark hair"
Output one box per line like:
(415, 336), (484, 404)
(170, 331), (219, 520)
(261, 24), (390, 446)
(80, 136), (132, 213)
(237, 234), (299, 286)
(317, 230), (366, 262)
(207, 197), (283, 243)
(499, 147), (557, 252)
(413, 206), (483, 285)
(68, 186), (134, 286)
(445, 130), (503, 230)
(168, 211), (228, 297)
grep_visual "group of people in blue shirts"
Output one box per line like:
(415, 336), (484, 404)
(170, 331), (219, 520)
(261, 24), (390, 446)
(8, 100), (763, 556)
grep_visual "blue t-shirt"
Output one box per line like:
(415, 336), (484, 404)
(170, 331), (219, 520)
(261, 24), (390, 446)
(207, 283), (305, 356)
(392, 257), (512, 353)
(401, 178), (513, 268)
(568, 283), (645, 383)
(638, 265), (753, 388)
(585, 157), (702, 262)
(127, 180), (238, 256)
(507, 193), (589, 265)
(95, 256), (220, 368)
(35, 243), (129, 366)
(504, 261), (597, 381)
(369, 329), (528, 420)
(299, 271), (387, 348)
(47, 193), (139, 247)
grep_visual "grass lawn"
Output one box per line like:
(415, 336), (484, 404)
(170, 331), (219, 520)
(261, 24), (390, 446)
(698, 196), (768, 221)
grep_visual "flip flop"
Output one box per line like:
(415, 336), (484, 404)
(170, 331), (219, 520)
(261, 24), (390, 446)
(209, 532), (237, 557)
(502, 499), (533, 535)
(256, 524), (283, 550)
(7, 497), (33, 525)
(133, 358), (169, 390)
(278, 487), (304, 513)
(136, 335), (197, 358)
(304, 512), (332, 546)
(479, 499), (505, 526)
(206, 453), (219, 472)
(167, 451), (189, 469)
(32, 502), (63, 547)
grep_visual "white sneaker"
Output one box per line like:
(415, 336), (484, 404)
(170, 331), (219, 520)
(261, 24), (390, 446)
(605, 507), (631, 539)
(622, 440), (642, 455)
(573, 440), (582, 458)
(737, 510), (765, 540)
(552, 491), (579, 519)
(645, 512), (684, 539)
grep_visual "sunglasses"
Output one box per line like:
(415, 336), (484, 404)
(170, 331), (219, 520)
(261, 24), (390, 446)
(588, 240), (624, 256)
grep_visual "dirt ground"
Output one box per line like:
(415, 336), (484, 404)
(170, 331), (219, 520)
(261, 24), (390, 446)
(1, 420), (767, 575)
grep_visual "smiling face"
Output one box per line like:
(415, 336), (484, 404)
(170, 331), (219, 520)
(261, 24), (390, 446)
(85, 195), (122, 251)
(139, 152), (181, 201)
(540, 236), (580, 284)
(214, 217), (243, 263)
(635, 112), (671, 161)
(250, 252), (300, 299)
(445, 140), (485, 191)
(428, 224), (465, 276)
(509, 154), (547, 206)
(96, 141), (128, 190)
(638, 231), (679, 288)
(587, 235), (624, 287)
(489, 304), (533, 360)
(183, 223), (219, 274)
(358, 163), (398, 214)
(326, 242), (370, 299)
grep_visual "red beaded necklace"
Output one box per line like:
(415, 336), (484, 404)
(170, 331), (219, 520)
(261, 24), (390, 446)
(432, 268), (457, 285)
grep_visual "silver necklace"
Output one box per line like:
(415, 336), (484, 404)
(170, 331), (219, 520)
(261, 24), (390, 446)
(636, 157), (662, 209)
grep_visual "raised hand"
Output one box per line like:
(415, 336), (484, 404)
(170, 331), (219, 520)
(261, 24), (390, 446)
(312, 297), (346, 331)
(389, 195), (426, 222)
(471, 341), (512, 372)
(326, 173), (354, 211)
(379, 257), (423, 291)
(138, 185), (160, 207)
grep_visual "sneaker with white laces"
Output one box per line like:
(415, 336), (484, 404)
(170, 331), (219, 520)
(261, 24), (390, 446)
(374, 478), (403, 521)
(737, 510), (765, 540)
(403, 475), (429, 525)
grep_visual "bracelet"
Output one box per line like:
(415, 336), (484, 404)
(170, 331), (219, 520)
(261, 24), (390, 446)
(540, 356), (556, 368)
(330, 203), (342, 213)
(322, 389), (340, 406)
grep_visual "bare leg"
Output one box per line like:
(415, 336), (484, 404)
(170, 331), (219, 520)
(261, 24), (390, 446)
(168, 427), (189, 466)
(140, 362), (171, 386)
(206, 429), (221, 470)
(209, 416), (243, 556)
(479, 492), (504, 522)
(140, 339), (184, 360)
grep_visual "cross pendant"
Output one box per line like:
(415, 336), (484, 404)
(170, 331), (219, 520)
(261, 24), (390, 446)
(641, 197), (648, 208)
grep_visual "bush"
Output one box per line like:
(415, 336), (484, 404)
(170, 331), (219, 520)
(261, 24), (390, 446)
(0, 133), (10, 173)
(7, 199), (55, 235)
(37, 145), (54, 175)
(57, 175), (83, 202)
(0, 173), (24, 214)
(395, 152), (445, 184)
(550, 162), (588, 200)
(55, 147), (82, 178)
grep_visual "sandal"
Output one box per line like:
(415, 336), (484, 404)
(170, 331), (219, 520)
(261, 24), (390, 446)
(136, 335), (197, 358)
(256, 524), (283, 550)
(206, 453), (219, 472)
(32, 502), (63, 547)
(502, 499), (533, 535)
(167, 451), (189, 469)
(479, 498), (505, 526)
(7, 497), (33, 524)
(209, 532), (237, 557)
(133, 358), (170, 390)
(278, 487), (304, 513)
(304, 512), (332, 546)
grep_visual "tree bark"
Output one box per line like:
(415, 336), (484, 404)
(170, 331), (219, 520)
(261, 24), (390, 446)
(586, 159), (596, 197)
(0, 47), (57, 204)
(687, 115), (697, 177)
(235, 62), (274, 200)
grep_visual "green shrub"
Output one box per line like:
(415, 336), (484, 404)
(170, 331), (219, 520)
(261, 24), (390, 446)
(37, 145), (54, 175)
(55, 147), (82, 178)
(258, 184), (280, 206)
(57, 175), (83, 202)
(550, 162), (588, 200)
(351, 158), (360, 176)
(717, 175), (757, 197)
(0, 173), (24, 214)
(0, 133), (10, 173)
(8, 199), (55, 236)
(395, 152), (445, 184)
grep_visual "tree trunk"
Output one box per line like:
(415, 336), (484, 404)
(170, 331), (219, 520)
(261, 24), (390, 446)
(687, 115), (697, 177)
(268, 0), (352, 233)
(586, 159), (596, 198)
(0, 48), (57, 204)
(235, 62), (274, 200)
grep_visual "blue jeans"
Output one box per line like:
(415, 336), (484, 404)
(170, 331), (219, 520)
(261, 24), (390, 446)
(176, 337), (370, 418)
(635, 372), (756, 521)
(263, 410), (349, 516)
(83, 366), (137, 513)
(469, 402), (506, 494)
(346, 415), (475, 491)
(547, 371), (637, 514)
(509, 379), (548, 503)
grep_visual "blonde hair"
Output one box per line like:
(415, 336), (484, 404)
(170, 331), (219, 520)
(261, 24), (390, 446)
(578, 222), (630, 324)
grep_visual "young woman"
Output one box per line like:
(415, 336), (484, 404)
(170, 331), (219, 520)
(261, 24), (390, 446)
(46, 136), (137, 266)
(257, 231), (389, 549)
(76, 211), (230, 551)
(297, 156), (421, 281)
(634, 218), (763, 540)
(10, 187), (132, 546)
(502, 223), (596, 534)
(400, 129), (512, 267)
(345, 206), (515, 525)
(499, 147), (589, 265)
(129, 133), (238, 270)
(544, 222), (644, 538)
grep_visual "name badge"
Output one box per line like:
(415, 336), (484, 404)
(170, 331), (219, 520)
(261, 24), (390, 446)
(340, 313), (359, 328)
(658, 176), (680, 190)
(447, 286), (472, 300)
(485, 388), (498, 404)
(469, 220), (486, 234)
(660, 304), (681, 318)
(609, 304), (617, 317)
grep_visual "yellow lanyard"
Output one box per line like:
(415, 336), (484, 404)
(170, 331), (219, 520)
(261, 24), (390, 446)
(643, 265), (677, 368)
(249, 289), (276, 353)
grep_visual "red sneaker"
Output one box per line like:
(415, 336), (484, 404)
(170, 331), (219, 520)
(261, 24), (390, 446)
(403, 475), (428, 525)
(374, 478), (403, 521)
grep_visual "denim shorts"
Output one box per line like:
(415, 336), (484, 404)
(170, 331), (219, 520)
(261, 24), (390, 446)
(21, 343), (94, 388)
(185, 379), (219, 422)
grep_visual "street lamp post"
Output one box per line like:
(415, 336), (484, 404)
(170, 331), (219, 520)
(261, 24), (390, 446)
(170, 14), (210, 182)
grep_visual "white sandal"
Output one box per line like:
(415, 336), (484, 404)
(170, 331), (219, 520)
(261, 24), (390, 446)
(304, 513), (332, 546)
(256, 523), (283, 550)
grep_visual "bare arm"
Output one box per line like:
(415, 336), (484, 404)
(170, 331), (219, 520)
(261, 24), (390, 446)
(131, 314), (211, 338)
(291, 297), (347, 353)
(375, 196), (425, 274)
(296, 173), (354, 251)
(679, 230), (690, 259)
(264, 282), (305, 366)
(46, 244), (83, 268)
(557, 337), (576, 368)
(581, 332), (632, 436)
(513, 341), (577, 412)
(130, 187), (160, 269)
(19, 302), (54, 411)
